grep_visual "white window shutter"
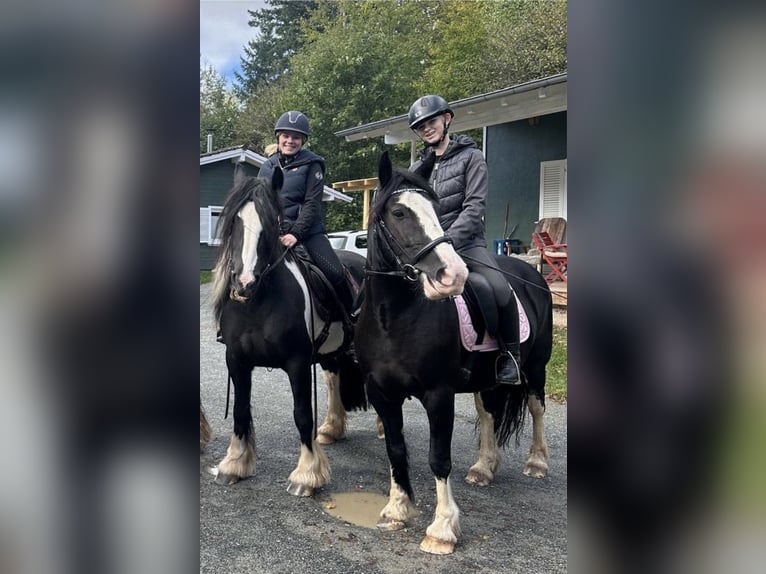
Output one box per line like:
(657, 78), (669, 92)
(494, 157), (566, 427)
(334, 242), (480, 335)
(539, 160), (567, 219)
(200, 207), (210, 244)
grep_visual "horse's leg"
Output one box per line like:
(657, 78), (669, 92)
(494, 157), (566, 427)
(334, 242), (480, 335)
(465, 392), (501, 486)
(375, 415), (385, 439)
(523, 389), (549, 478)
(285, 358), (330, 496)
(215, 360), (255, 485)
(420, 390), (461, 555)
(200, 400), (212, 452)
(316, 368), (346, 445)
(368, 386), (415, 531)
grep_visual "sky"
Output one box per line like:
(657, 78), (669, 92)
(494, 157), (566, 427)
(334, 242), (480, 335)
(200, 0), (268, 86)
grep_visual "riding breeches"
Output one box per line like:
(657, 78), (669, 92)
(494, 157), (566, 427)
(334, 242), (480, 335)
(459, 246), (519, 348)
(301, 233), (353, 311)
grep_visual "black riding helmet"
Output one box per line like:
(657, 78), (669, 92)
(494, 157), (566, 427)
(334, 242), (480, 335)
(408, 95), (453, 130)
(274, 111), (310, 138)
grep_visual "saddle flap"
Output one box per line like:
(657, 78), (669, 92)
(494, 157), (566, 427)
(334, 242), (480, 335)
(463, 273), (499, 342)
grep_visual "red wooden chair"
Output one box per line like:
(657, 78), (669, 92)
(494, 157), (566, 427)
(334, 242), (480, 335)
(531, 231), (567, 283)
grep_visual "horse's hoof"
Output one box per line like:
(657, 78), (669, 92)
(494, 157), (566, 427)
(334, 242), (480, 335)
(376, 519), (406, 532)
(523, 462), (548, 479)
(316, 432), (340, 445)
(419, 535), (455, 555)
(286, 481), (314, 497)
(215, 472), (242, 486)
(464, 469), (492, 486)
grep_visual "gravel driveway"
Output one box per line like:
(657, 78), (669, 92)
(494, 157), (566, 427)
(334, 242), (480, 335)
(200, 284), (567, 573)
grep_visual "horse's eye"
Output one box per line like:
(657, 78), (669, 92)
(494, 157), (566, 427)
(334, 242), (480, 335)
(392, 209), (405, 219)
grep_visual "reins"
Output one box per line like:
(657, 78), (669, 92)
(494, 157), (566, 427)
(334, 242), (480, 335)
(460, 252), (567, 299)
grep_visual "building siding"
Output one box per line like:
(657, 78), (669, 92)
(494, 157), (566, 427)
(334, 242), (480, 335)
(485, 111), (567, 250)
(200, 161), (262, 270)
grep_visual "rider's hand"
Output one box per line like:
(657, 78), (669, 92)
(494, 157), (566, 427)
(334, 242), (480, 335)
(280, 233), (298, 248)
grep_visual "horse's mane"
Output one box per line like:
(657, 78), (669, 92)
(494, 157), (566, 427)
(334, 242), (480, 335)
(212, 175), (283, 322)
(370, 165), (438, 225)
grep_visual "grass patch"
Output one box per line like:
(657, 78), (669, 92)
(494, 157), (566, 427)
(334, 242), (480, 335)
(200, 271), (213, 285)
(546, 325), (567, 402)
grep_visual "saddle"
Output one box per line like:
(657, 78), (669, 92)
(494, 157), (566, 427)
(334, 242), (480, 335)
(455, 272), (530, 353)
(291, 246), (358, 337)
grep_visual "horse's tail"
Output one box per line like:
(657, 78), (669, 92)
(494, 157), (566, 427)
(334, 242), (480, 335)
(337, 354), (368, 412)
(487, 383), (528, 448)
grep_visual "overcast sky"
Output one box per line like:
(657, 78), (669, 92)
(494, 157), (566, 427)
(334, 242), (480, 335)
(200, 0), (268, 85)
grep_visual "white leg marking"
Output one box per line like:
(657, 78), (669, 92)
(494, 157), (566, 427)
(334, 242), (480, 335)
(316, 370), (347, 444)
(284, 260), (344, 354)
(420, 477), (461, 555)
(465, 393), (501, 486)
(217, 433), (255, 479)
(286, 441), (330, 496)
(377, 468), (415, 530)
(523, 394), (549, 478)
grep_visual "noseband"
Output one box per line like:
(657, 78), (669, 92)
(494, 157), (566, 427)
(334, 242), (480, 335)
(366, 188), (452, 282)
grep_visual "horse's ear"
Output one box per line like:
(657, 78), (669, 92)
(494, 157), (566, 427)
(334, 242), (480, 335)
(412, 152), (435, 181)
(233, 163), (248, 186)
(378, 151), (392, 188)
(271, 166), (284, 192)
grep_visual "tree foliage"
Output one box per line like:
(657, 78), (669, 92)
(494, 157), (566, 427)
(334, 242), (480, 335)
(234, 0), (317, 97)
(203, 0), (567, 231)
(200, 60), (240, 153)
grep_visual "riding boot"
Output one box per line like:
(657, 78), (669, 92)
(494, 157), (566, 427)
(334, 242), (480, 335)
(495, 297), (522, 385)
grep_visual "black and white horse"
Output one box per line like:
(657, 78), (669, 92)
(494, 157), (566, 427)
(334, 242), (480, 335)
(210, 169), (366, 495)
(355, 152), (553, 554)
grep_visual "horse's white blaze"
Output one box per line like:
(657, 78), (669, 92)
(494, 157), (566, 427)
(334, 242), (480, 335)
(398, 192), (467, 298)
(422, 477), (461, 549)
(237, 202), (262, 287)
(285, 260), (344, 354)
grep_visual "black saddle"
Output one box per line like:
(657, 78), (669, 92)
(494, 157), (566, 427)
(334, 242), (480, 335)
(462, 272), (499, 344)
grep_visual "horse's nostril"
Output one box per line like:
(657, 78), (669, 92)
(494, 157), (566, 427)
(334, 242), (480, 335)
(436, 268), (450, 285)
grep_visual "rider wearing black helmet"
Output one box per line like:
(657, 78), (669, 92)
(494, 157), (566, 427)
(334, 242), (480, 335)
(408, 95), (521, 386)
(258, 111), (354, 316)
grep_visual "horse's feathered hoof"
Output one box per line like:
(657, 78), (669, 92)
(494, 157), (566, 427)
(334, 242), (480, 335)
(523, 460), (548, 479)
(376, 519), (406, 532)
(464, 468), (493, 486)
(286, 481), (314, 497)
(214, 472), (242, 486)
(419, 535), (455, 555)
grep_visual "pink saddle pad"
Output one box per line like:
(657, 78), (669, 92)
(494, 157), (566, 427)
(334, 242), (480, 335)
(454, 292), (530, 352)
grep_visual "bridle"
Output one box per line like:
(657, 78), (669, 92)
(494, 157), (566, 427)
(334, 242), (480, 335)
(365, 188), (452, 282)
(229, 207), (289, 302)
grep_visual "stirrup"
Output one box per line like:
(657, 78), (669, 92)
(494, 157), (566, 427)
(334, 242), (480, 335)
(495, 351), (521, 386)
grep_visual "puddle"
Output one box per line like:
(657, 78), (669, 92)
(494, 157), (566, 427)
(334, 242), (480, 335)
(322, 492), (391, 529)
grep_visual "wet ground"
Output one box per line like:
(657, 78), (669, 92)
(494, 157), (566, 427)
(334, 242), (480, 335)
(200, 284), (567, 573)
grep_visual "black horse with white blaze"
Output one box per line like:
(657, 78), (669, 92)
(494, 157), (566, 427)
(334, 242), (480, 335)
(210, 169), (366, 496)
(355, 152), (553, 554)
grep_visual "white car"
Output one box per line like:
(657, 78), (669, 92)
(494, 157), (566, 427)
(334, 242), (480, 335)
(328, 230), (367, 257)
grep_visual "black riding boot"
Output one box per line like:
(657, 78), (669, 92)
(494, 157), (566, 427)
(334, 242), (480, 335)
(495, 297), (522, 385)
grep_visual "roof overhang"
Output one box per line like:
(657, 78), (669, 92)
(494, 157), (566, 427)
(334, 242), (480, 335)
(335, 73), (567, 144)
(200, 146), (353, 203)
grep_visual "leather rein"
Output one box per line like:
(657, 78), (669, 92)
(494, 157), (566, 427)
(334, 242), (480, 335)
(365, 188), (452, 282)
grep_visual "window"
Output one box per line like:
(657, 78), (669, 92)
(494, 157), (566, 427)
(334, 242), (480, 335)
(539, 160), (567, 220)
(199, 206), (223, 245)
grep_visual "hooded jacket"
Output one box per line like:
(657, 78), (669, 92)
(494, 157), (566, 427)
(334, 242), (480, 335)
(258, 148), (326, 240)
(410, 133), (488, 251)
